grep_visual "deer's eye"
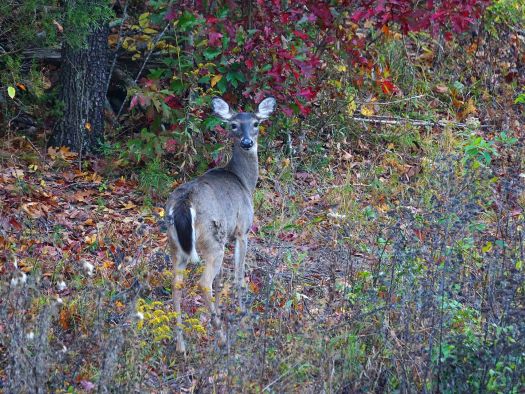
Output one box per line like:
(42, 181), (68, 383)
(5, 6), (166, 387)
(253, 122), (259, 128)
(231, 124), (238, 130)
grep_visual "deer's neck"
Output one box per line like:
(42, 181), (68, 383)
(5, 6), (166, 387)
(225, 143), (259, 193)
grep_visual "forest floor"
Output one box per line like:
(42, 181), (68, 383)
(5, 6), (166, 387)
(1, 25), (525, 394)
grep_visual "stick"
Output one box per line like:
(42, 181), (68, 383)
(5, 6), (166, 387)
(350, 116), (488, 129)
(105, 0), (129, 96)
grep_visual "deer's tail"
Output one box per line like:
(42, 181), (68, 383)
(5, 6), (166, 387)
(168, 199), (198, 262)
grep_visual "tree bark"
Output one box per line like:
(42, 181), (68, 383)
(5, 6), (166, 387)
(49, 22), (109, 154)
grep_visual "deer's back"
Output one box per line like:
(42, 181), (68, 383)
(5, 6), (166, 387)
(167, 168), (254, 245)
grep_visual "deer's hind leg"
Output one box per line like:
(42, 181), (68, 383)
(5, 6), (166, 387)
(169, 242), (189, 354)
(199, 243), (226, 346)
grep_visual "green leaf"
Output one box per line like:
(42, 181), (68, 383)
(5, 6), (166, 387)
(203, 116), (222, 130)
(217, 7), (229, 18)
(177, 11), (198, 31)
(216, 77), (227, 94)
(481, 241), (492, 253)
(7, 86), (15, 99)
(514, 93), (525, 104)
(232, 70), (246, 82)
(203, 47), (222, 60)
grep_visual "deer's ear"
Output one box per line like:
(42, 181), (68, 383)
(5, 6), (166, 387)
(211, 97), (234, 120)
(256, 97), (277, 120)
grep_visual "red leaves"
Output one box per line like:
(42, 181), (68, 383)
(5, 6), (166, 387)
(378, 79), (398, 95)
(297, 87), (317, 101)
(351, 0), (490, 35)
(129, 95), (150, 110)
(310, 3), (333, 28)
(155, 0), (488, 123)
(165, 139), (178, 153)
(293, 30), (309, 40)
(164, 95), (183, 109)
(245, 58), (255, 70)
(208, 31), (223, 46)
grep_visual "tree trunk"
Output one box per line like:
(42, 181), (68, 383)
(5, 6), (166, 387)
(49, 22), (109, 154)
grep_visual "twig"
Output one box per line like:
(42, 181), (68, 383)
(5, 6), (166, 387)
(359, 94), (426, 106)
(22, 136), (46, 163)
(262, 360), (302, 392)
(105, 0), (129, 96)
(351, 115), (488, 129)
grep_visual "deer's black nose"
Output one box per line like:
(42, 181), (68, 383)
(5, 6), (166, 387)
(240, 138), (254, 150)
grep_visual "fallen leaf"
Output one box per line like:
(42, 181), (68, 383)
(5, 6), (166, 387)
(360, 103), (375, 116)
(122, 201), (137, 210)
(21, 202), (48, 218)
(434, 85), (448, 94)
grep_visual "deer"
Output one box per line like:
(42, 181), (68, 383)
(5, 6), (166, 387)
(165, 96), (277, 353)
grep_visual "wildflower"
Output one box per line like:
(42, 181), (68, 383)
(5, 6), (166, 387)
(26, 331), (34, 340)
(327, 211), (347, 220)
(82, 260), (94, 276)
(56, 281), (67, 291)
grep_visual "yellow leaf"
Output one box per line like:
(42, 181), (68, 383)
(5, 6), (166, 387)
(132, 52), (141, 61)
(336, 64), (347, 72)
(143, 28), (158, 35)
(482, 241), (492, 253)
(458, 98), (477, 121)
(122, 201), (137, 210)
(330, 79), (342, 90)
(210, 74), (222, 87)
(139, 13), (150, 28)
(85, 122), (91, 131)
(104, 260), (115, 270)
(347, 97), (357, 116)
(360, 103), (375, 117)
(122, 37), (134, 50)
(155, 207), (165, 218)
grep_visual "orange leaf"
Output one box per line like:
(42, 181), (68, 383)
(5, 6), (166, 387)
(59, 308), (71, 330)
(84, 233), (97, 245)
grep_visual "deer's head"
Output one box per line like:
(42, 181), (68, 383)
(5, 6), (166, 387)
(212, 97), (276, 151)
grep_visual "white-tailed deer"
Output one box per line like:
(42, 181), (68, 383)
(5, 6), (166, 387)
(166, 96), (276, 352)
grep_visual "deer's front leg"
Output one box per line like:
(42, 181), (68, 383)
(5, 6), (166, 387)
(234, 235), (248, 312)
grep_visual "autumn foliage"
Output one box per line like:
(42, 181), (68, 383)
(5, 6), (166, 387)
(127, 0), (491, 122)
